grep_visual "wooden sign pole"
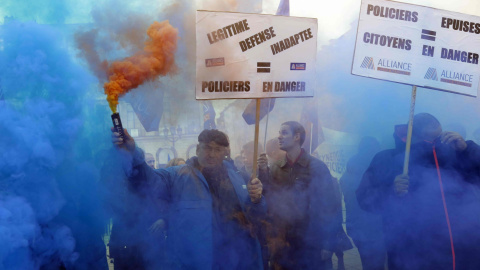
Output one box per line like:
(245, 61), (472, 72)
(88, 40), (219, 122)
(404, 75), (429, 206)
(252, 99), (261, 179)
(403, 85), (417, 175)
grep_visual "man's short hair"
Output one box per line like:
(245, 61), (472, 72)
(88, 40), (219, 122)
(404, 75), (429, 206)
(166, 158), (186, 168)
(412, 113), (441, 138)
(198, 129), (229, 147)
(242, 141), (263, 152)
(266, 138), (280, 156)
(282, 121), (306, 146)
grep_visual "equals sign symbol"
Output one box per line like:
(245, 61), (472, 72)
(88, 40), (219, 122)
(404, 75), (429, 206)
(421, 29), (436, 41)
(257, 62), (271, 73)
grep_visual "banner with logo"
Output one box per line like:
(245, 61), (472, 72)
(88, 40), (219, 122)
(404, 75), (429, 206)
(352, 0), (480, 97)
(196, 11), (317, 99)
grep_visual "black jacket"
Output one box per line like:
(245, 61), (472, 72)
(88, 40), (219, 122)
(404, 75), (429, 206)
(259, 149), (340, 269)
(357, 140), (480, 270)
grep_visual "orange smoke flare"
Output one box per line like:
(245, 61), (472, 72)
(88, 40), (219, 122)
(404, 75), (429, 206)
(104, 20), (178, 113)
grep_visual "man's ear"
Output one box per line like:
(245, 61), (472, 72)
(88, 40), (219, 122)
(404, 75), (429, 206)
(294, 132), (301, 143)
(196, 144), (200, 156)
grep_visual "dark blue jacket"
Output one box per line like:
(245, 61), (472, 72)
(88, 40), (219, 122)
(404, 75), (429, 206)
(259, 149), (340, 269)
(357, 140), (480, 270)
(129, 148), (265, 270)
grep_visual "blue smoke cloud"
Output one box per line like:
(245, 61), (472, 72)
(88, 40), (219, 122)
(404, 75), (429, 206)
(0, 0), (265, 269)
(0, 0), (71, 24)
(0, 18), (109, 269)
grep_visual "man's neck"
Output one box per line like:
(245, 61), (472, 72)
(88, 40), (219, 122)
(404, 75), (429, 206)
(286, 146), (302, 162)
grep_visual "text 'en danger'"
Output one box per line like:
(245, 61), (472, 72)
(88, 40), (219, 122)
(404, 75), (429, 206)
(262, 81), (306, 92)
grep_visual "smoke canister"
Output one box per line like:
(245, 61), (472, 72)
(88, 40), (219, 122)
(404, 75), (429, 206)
(111, 112), (125, 140)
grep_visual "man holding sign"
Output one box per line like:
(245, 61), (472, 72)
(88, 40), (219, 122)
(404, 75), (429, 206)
(357, 113), (480, 270)
(111, 128), (265, 269)
(259, 121), (340, 269)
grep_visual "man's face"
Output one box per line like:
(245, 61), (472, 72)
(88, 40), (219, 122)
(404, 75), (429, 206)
(145, 154), (155, 169)
(278, 125), (297, 151)
(196, 141), (226, 169)
(421, 124), (442, 142)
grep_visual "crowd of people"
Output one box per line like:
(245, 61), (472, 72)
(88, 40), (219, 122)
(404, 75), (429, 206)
(106, 113), (480, 270)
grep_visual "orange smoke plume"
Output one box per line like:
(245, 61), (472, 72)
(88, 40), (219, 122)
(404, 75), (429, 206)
(104, 20), (178, 113)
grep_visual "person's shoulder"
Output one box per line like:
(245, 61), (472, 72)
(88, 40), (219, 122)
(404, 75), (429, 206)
(155, 164), (194, 179)
(177, 163), (197, 175)
(371, 149), (397, 162)
(223, 159), (241, 172)
(224, 163), (250, 184)
(306, 153), (327, 167)
(303, 154), (332, 177)
(465, 140), (480, 151)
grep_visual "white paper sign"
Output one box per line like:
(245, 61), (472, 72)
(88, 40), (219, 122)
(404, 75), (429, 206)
(196, 11), (317, 100)
(352, 0), (480, 97)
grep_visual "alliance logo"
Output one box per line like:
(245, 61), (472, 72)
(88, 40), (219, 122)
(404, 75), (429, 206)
(290, 63), (306, 70)
(360, 57), (375, 69)
(376, 58), (412, 76)
(439, 69), (473, 88)
(424, 68), (438, 81)
(205, 57), (225, 67)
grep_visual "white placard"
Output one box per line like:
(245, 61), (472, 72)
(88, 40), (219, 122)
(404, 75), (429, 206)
(352, 0), (480, 97)
(196, 11), (317, 100)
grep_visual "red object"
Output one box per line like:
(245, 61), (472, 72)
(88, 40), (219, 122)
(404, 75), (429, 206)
(432, 145), (456, 270)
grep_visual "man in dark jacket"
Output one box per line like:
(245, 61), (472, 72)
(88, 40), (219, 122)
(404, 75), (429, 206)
(357, 113), (480, 270)
(112, 128), (266, 270)
(258, 121), (340, 270)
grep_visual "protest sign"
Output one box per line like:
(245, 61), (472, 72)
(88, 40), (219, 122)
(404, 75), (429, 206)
(352, 0), (480, 97)
(196, 11), (317, 99)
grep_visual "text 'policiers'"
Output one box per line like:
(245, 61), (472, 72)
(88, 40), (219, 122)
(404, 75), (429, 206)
(362, 4), (418, 51)
(202, 81), (250, 92)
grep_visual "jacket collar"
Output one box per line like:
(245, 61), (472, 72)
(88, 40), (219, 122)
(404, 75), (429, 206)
(280, 148), (309, 168)
(185, 157), (209, 188)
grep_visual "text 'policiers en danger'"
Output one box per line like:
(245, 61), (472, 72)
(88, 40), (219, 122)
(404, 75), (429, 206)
(196, 11), (317, 100)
